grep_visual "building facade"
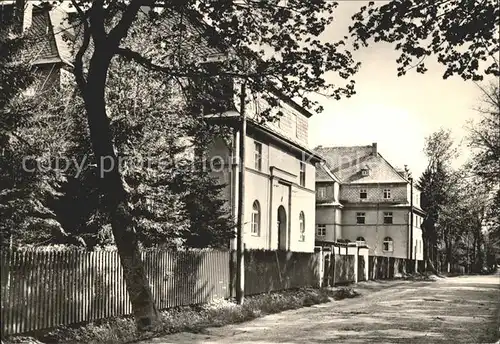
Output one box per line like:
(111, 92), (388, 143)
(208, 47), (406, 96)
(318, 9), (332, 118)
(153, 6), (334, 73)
(205, 90), (322, 252)
(314, 143), (425, 260)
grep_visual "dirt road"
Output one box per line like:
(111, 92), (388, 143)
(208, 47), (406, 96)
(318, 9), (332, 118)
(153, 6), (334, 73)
(146, 273), (500, 344)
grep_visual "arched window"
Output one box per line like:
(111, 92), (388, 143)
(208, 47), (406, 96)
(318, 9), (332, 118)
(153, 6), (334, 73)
(383, 237), (393, 252)
(251, 201), (260, 236)
(299, 211), (305, 241)
(356, 237), (366, 246)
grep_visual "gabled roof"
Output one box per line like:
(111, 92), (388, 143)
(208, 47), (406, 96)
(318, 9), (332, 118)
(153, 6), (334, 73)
(314, 144), (409, 184)
(135, 8), (223, 63)
(316, 161), (341, 183)
(24, 3), (73, 66)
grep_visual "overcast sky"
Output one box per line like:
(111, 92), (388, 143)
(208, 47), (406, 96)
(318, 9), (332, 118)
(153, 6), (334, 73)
(308, 1), (489, 179)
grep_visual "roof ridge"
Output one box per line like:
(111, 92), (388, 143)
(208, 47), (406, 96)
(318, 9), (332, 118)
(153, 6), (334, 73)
(315, 145), (372, 149)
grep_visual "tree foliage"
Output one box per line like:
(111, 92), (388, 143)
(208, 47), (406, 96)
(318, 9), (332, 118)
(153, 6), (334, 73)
(0, 16), (235, 250)
(419, 129), (458, 269)
(467, 82), (500, 186)
(466, 82), (500, 262)
(0, 29), (70, 247)
(419, 128), (493, 272)
(350, 0), (499, 80)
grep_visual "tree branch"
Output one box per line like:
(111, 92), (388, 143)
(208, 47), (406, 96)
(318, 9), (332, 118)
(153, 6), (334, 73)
(108, 0), (154, 47)
(116, 47), (267, 79)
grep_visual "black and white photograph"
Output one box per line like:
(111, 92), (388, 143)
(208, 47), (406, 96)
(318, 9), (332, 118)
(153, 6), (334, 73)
(0, 0), (499, 343)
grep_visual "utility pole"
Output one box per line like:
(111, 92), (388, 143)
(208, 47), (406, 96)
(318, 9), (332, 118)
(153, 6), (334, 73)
(409, 176), (414, 272)
(236, 81), (247, 305)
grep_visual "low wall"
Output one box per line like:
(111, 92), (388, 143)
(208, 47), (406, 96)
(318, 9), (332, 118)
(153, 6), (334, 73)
(317, 245), (426, 286)
(358, 254), (367, 281)
(334, 254), (356, 284)
(244, 250), (321, 295)
(319, 244), (369, 286)
(368, 256), (409, 279)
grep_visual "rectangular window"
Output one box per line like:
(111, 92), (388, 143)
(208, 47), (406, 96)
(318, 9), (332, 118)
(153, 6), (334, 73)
(251, 214), (259, 235)
(383, 212), (393, 224)
(383, 189), (391, 199)
(316, 224), (326, 236)
(317, 186), (327, 198)
(251, 201), (260, 236)
(356, 212), (366, 224)
(383, 240), (394, 252)
(299, 161), (306, 187)
(360, 188), (367, 199)
(299, 212), (305, 242)
(254, 141), (262, 171)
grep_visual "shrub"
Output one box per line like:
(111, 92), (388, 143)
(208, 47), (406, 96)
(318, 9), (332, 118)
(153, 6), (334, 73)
(6, 288), (333, 344)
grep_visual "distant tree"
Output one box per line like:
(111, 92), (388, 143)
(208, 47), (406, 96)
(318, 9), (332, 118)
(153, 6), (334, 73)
(439, 175), (489, 272)
(350, 0), (499, 80)
(465, 82), (500, 267)
(485, 189), (500, 266)
(418, 129), (458, 272)
(467, 82), (500, 186)
(418, 162), (447, 271)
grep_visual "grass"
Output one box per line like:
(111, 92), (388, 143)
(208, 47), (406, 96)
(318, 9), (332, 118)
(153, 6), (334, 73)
(3, 287), (358, 344)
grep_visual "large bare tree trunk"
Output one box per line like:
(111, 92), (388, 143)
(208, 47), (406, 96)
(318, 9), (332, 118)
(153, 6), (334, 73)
(83, 51), (159, 331)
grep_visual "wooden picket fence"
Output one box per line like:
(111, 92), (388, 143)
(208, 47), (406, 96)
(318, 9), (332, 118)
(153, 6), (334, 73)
(0, 249), (230, 336)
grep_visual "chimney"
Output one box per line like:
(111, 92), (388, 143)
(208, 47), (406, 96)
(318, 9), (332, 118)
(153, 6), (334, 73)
(371, 142), (377, 155)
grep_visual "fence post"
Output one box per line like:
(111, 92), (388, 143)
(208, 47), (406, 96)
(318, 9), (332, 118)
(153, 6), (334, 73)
(332, 247), (336, 286)
(354, 245), (358, 284)
(229, 250), (236, 299)
(317, 247), (323, 288)
(386, 257), (389, 279)
(363, 248), (370, 281)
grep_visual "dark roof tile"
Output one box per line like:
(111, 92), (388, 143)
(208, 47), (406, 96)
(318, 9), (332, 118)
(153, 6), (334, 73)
(314, 145), (408, 184)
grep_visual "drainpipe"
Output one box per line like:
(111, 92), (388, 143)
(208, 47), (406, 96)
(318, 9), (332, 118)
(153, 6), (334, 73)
(236, 81), (247, 305)
(409, 177), (414, 272)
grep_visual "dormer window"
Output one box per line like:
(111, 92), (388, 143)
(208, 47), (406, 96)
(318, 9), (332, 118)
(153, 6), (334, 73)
(361, 168), (370, 176)
(359, 188), (367, 199)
